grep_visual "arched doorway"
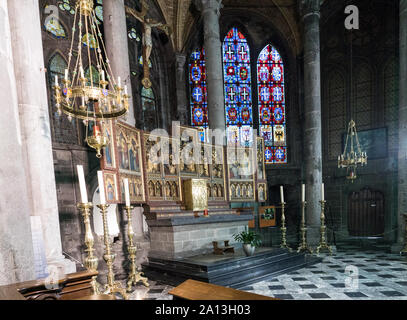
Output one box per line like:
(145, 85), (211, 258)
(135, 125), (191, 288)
(348, 187), (385, 237)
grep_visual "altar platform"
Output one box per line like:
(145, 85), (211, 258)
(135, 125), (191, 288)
(142, 247), (321, 289)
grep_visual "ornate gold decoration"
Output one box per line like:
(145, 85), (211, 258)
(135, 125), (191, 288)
(280, 202), (292, 251)
(77, 202), (101, 294)
(97, 204), (128, 299)
(124, 206), (149, 291)
(183, 179), (208, 211)
(53, 0), (129, 156)
(316, 200), (333, 255)
(297, 201), (313, 254)
(338, 120), (368, 181)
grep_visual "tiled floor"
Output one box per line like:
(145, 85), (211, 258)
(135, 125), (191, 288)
(126, 246), (407, 300)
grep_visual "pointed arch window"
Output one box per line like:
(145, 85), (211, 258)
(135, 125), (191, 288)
(222, 28), (253, 147)
(44, 5), (67, 39)
(189, 48), (208, 142)
(48, 53), (78, 144)
(257, 44), (287, 164)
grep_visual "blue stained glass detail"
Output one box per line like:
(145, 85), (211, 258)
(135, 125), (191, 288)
(223, 28), (253, 146)
(257, 44), (287, 164)
(189, 48), (208, 140)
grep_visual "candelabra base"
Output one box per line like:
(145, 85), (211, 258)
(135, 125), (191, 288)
(297, 243), (313, 254)
(103, 282), (129, 300)
(90, 276), (102, 295)
(316, 242), (333, 255)
(127, 270), (149, 292)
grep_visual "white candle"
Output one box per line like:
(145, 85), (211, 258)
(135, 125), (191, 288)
(65, 69), (68, 81)
(124, 178), (130, 207)
(76, 165), (88, 203)
(55, 75), (58, 86)
(302, 184), (305, 202)
(80, 66), (84, 78)
(280, 186), (284, 203)
(97, 171), (106, 205)
(124, 85), (128, 95)
(82, 96), (85, 107)
(118, 76), (121, 87)
(321, 183), (325, 201)
(101, 70), (105, 81)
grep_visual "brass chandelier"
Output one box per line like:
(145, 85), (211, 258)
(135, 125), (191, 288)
(338, 120), (368, 181)
(337, 30), (367, 181)
(53, 0), (129, 157)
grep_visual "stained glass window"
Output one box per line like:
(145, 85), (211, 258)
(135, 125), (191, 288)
(85, 65), (100, 86)
(222, 28), (253, 147)
(128, 27), (141, 41)
(138, 56), (152, 68)
(57, 0), (75, 15)
(189, 48), (208, 142)
(257, 44), (287, 164)
(95, 0), (104, 24)
(141, 87), (158, 132)
(82, 33), (98, 49)
(44, 5), (67, 39)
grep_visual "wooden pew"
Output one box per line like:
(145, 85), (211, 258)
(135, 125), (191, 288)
(169, 279), (277, 300)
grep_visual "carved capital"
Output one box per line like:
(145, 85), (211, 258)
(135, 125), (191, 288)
(175, 53), (187, 69)
(194, 0), (223, 16)
(300, 0), (321, 19)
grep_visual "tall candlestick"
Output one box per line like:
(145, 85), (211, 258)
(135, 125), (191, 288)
(302, 184), (305, 202)
(77, 165), (88, 203)
(280, 186), (284, 203)
(97, 171), (106, 205)
(321, 183), (325, 201)
(124, 178), (130, 207)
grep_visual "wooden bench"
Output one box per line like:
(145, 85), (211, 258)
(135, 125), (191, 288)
(169, 279), (277, 300)
(212, 240), (235, 255)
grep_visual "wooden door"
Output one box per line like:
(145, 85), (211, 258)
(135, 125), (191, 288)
(348, 187), (385, 237)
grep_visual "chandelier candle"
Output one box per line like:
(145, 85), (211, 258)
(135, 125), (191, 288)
(77, 165), (88, 204)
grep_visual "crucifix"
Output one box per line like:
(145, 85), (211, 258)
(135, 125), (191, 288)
(125, 1), (171, 89)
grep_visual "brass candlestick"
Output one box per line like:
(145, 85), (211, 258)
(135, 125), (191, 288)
(124, 206), (149, 292)
(280, 202), (292, 251)
(316, 200), (332, 255)
(97, 204), (129, 299)
(77, 202), (101, 294)
(297, 201), (313, 254)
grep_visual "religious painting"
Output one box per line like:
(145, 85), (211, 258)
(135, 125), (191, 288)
(162, 137), (179, 177)
(259, 206), (277, 228)
(174, 124), (200, 177)
(256, 137), (266, 180)
(228, 182), (256, 202)
(129, 136), (141, 173)
(104, 171), (119, 203)
(163, 178), (181, 201)
(227, 146), (255, 180)
(119, 174), (145, 203)
(257, 182), (267, 202)
(198, 143), (211, 179)
(146, 179), (164, 201)
(144, 133), (163, 178)
(211, 145), (225, 180)
(117, 129), (130, 170)
(102, 121), (116, 170)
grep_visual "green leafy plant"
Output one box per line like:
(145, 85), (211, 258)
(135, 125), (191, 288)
(233, 228), (262, 247)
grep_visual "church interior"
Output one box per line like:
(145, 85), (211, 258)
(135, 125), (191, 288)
(1, 0), (407, 302)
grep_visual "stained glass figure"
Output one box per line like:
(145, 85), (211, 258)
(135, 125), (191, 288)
(44, 6), (67, 39)
(222, 28), (253, 147)
(189, 48), (208, 142)
(257, 44), (287, 164)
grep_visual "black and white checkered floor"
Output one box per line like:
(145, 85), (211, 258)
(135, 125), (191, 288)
(127, 246), (407, 300)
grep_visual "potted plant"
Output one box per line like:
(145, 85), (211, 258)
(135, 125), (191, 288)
(233, 227), (262, 256)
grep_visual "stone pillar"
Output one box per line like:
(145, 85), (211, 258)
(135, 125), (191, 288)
(0, 0), (36, 285)
(195, 0), (225, 133)
(302, 0), (323, 245)
(175, 53), (189, 125)
(394, 0), (407, 252)
(103, 0), (135, 126)
(7, 0), (76, 275)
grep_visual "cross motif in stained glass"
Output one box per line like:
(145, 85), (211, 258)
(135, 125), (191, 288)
(257, 44), (287, 164)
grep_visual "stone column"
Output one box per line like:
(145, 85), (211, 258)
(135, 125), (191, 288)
(103, 0), (135, 126)
(302, 0), (323, 245)
(175, 53), (189, 125)
(195, 0), (225, 133)
(394, 0), (407, 252)
(0, 0), (36, 285)
(7, 0), (76, 275)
